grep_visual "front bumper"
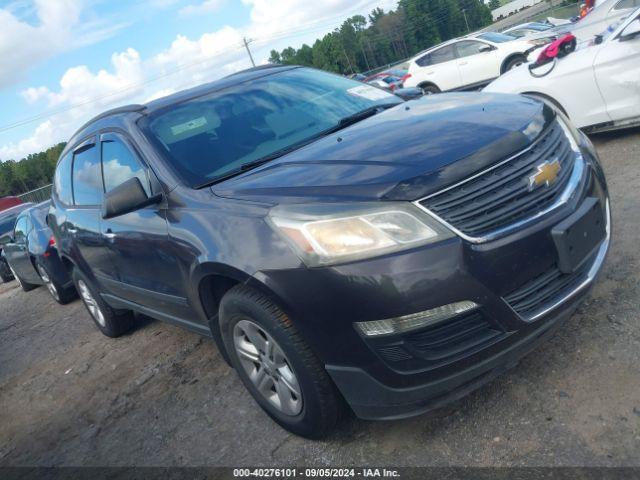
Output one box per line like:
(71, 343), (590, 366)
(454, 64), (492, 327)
(255, 144), (610, 420)
(327, 221), (609, 419)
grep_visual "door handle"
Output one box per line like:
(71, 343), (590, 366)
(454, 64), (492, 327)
(67, 228), (78, 234)
(459, 61), (468, 66)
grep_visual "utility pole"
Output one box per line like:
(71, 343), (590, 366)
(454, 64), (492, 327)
(462, 9), (470, 32)
(342, 46), (354, 74)
(243, 37), (256, 67)
(360, 41), (370, 71)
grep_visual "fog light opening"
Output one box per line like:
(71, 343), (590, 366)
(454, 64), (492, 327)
(355, 301), (479, 337)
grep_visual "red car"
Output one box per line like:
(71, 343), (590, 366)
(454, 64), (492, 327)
(0, 197), (23, 212)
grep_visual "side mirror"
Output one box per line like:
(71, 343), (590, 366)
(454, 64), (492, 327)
(102, 177), (162, 219)
(479, 44), (493, 52)
(620, 19), (640, 41)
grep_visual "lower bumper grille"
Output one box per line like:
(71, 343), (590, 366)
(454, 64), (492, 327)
(504, 254), (594, 320)
(371, 311), (508, 371)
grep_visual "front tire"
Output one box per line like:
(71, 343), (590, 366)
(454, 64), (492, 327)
(219, 285), (344, 438)
(419, 83), (440, 95)
(72, 268), (134, 337)
(504, 55), (526, 72)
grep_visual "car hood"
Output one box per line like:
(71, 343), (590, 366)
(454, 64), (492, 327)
(212, 92), (555, 203)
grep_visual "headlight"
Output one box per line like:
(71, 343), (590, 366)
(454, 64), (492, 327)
(269, 202), (454, 267)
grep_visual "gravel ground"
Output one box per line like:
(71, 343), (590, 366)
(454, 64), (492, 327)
(0, 128), (639, 467)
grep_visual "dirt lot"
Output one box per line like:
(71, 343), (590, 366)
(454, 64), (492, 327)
(0, 129), (639, 467)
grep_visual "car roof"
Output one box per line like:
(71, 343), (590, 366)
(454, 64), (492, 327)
(64, 64), (297, 152)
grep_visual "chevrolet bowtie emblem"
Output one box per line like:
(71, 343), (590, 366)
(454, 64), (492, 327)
(528, 159), (561, 191)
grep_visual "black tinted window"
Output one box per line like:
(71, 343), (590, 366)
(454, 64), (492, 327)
(102, 139), (150, 196)
(72, 145), (102, 206)
(456, 41), (491, 58)
(429, 45), (456, 65)
(54, 153), (73, 205)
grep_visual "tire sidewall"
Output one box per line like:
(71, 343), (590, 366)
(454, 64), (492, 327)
(71, 268), (131, 337)
(506, 56), (525, 71)
(219, 289), (336, 438)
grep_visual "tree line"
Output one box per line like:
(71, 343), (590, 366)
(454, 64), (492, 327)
(0, 143), (65, 197)
(268, 0), (493, 74)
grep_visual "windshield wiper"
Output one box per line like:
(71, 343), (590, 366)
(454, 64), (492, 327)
(332, 104), (396, 131)
(195, 103), (397, 189)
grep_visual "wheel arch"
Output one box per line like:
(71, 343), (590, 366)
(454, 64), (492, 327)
(196, 263), (291, 365)
(500, 53), (527, 74)
(417, 81), (440, 92)
(522, 91), (570, 118)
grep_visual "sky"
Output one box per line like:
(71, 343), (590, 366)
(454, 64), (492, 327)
(0, 0), (398, 161)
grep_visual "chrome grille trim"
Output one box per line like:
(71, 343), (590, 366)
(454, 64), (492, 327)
(413, 120), (584, 244)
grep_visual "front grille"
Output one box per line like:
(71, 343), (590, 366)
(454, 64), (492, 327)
(504, 256), (593, 319)
(371, 311), (507, 371)
(419, 120), (576, 239)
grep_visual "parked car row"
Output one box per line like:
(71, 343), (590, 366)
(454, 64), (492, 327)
(486, 7), (640, 133)
(20, 64), (610, 439)
(402, 31), (540, 94)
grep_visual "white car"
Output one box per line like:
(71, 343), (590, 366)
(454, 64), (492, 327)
(403, 32), (536, 94)
(484, 8), (640, 133)
(527, 0), (640, 42)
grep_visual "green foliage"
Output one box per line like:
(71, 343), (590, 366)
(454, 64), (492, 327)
(0, 143), (65, 197)
(488, 0), (501, 10)
(268, 0), (492, 74)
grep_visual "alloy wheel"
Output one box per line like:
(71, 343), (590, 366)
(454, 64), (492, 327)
(233, 319), (303, 416)
(37, 264), (59, 301)
(77, 279), (106, 327)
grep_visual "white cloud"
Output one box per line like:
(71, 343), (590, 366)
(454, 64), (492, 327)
(0, 0), (127, 89)
(0, 120), (56, 162)
(180, 0), (226, 16)
(1, 0), (398, 160)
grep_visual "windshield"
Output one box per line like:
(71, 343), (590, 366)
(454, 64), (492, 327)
(144, 68), (401, 187)
(596, 15), (629, 42)
(477, 32), (518, 43)
(527, 22), (553, 31)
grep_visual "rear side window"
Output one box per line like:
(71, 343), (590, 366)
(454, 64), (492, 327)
(416, 53), (432, 67)
(428, 45), (456, 65)
(54, 153), (73, 205)
(72, 145), (103, 206)
(102, 138), (151, 196)
(456, 40), (491, 58)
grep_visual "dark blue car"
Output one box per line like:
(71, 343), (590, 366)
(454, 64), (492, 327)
(0, 202), (34, 283)
(48, 65), (610, 438)
(1, 202), (76, 303)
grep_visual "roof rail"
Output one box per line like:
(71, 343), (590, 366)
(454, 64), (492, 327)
(225, 63), (291, 78)
(74, 104), (146, 136)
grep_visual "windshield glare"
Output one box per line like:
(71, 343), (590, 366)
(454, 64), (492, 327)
(145, 68), (401, 186)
